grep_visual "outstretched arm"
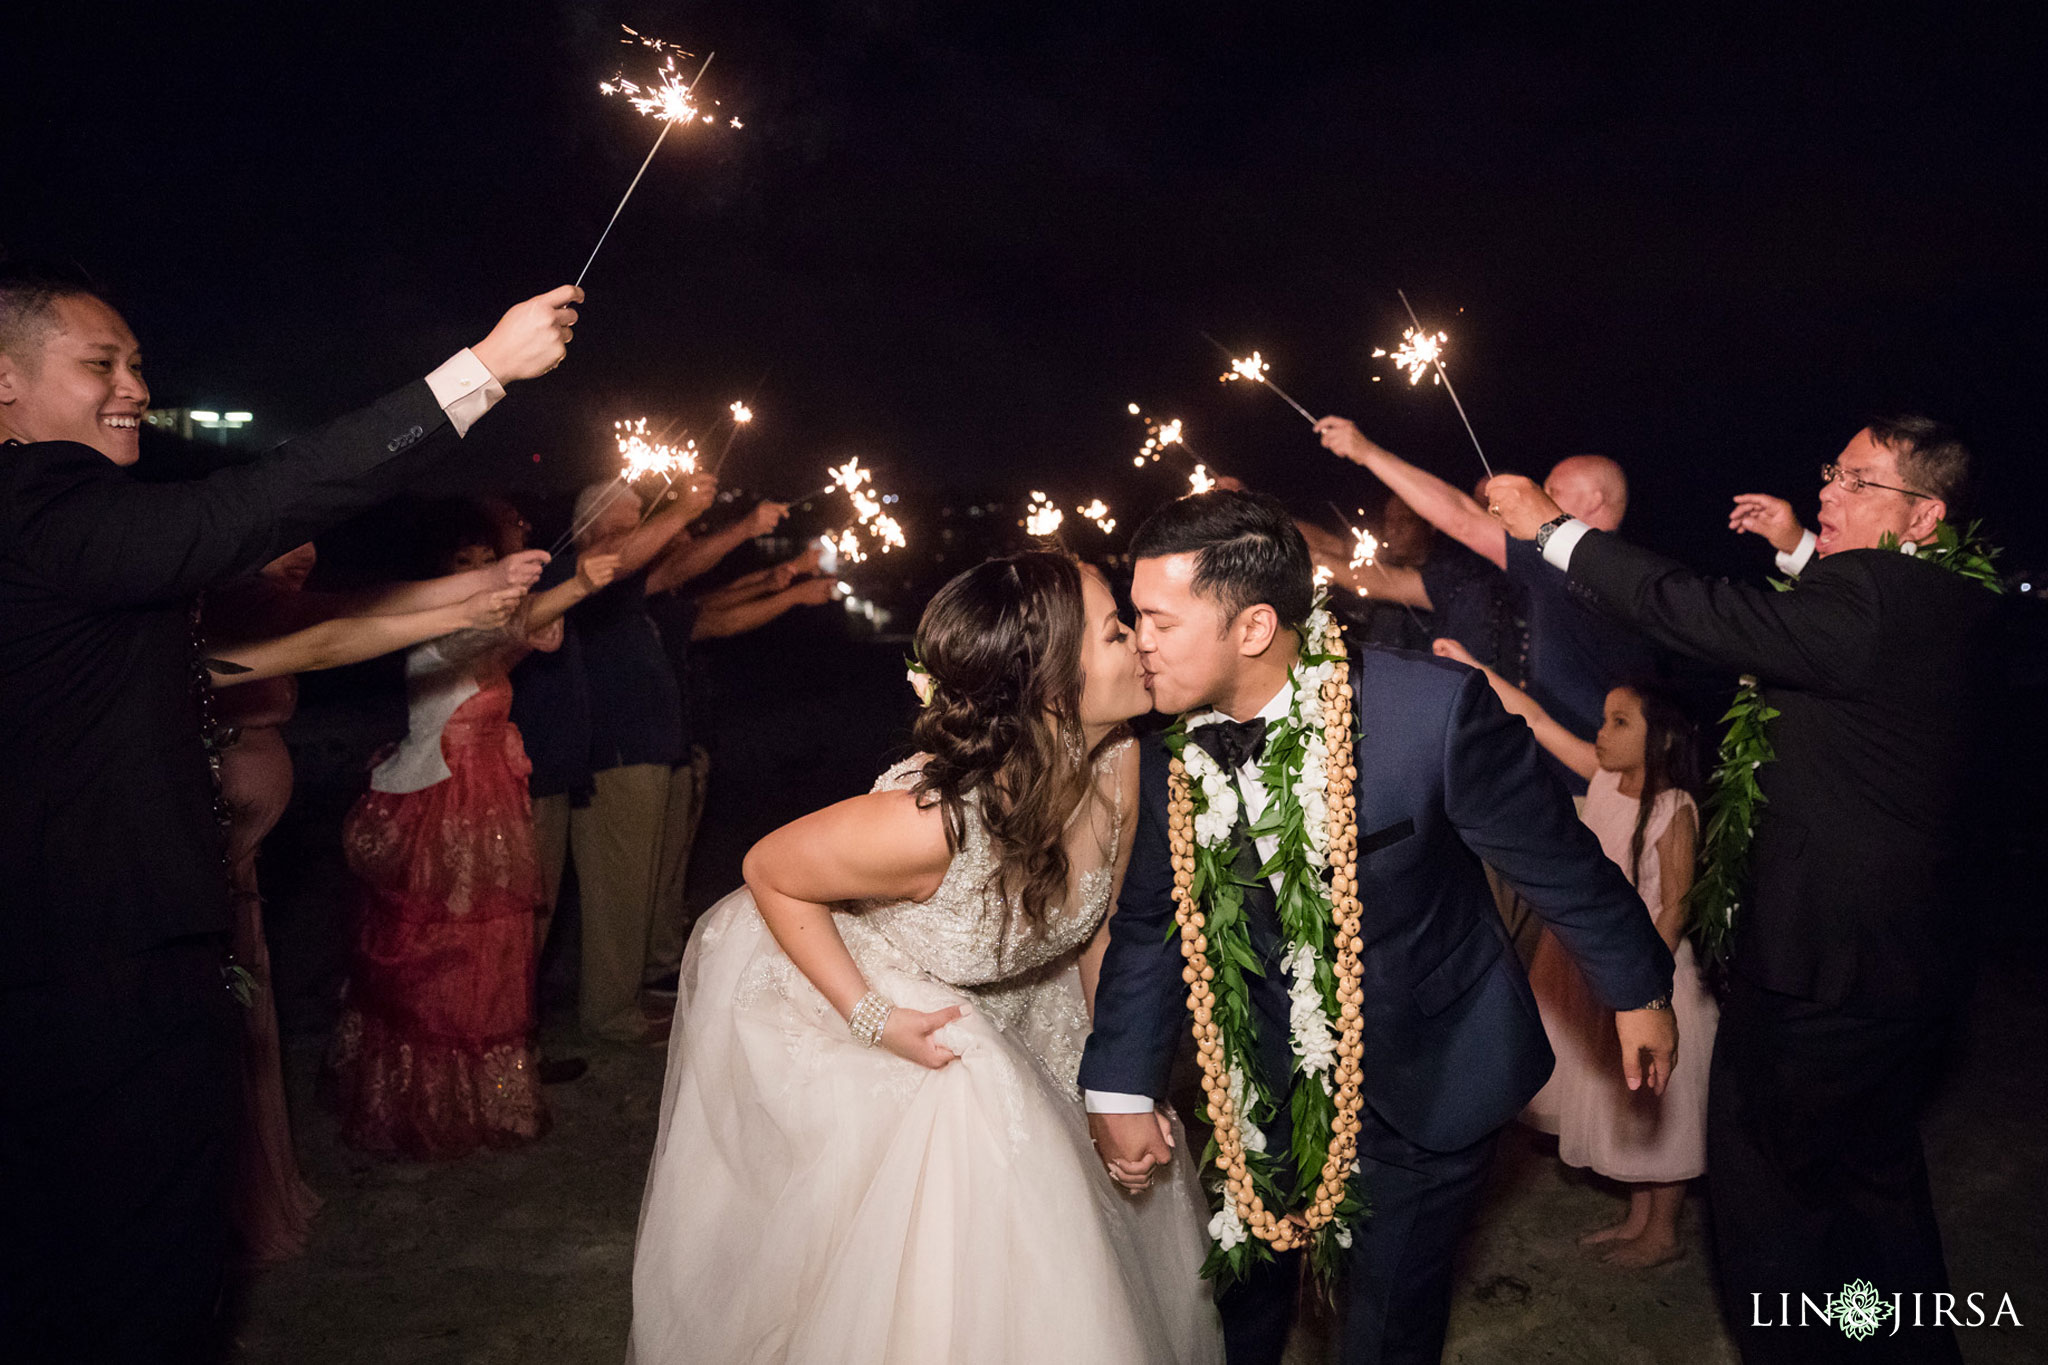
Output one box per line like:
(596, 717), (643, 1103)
(645, 497), (790, 597)
(1316, 417), (1507, 568)
(692, 575), (839, 639)
(205, 586), (525, 685)
(304, 550), (550, 619)
(743, 788), (965, 1070)
(6, 287), (581, 609)
(1440, 667), (1678, 1093)
(1430, 637), (1596, 779)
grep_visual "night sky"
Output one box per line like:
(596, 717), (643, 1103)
(9, 1), (2045, 574)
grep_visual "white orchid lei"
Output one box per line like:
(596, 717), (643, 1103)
(1164, 600), (1369, 1287)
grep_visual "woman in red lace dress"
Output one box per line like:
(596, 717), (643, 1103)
(326, 516), (617, 1158)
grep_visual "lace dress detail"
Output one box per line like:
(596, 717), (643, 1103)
(630, 742), (1221, 1365)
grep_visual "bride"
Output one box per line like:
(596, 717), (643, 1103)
(629, 552), (1223, 1364)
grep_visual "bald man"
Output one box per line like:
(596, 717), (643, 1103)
(1315, 418), (1655, 796)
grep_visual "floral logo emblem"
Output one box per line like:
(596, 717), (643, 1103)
(1833, 1280), (1894, 1341)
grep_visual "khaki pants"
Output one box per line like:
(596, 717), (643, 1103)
(647, 746), (712, 980)
(569, 763), (670, 1040)
(532, 791), (572, 965)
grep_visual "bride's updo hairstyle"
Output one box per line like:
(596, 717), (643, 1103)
(910, 551), (1099, 934)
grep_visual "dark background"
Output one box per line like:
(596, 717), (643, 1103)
(6, 1), (2045, 578)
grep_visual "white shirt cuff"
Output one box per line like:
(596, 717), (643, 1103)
(424, 348), (507, 438)
(1539, 517), (1593, 571)
(1084, 1090), (1155, 1114)
(1775, 528), (1817, 577)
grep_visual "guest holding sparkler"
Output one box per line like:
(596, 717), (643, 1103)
(642, 543), (845, 998)
(1487, 419), (1996, 1362)
(0, 261), (578, 1358)
(1316, 417), (1652, 795)
(199, 539), (542, 1258)
(326, 508), (619, 1158)
(562, 480), (785, 1044)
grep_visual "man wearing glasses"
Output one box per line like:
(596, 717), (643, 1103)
(1486, 418), (1991, 1365)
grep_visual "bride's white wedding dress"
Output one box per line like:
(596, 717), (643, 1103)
(628, 746), (1223, 1364)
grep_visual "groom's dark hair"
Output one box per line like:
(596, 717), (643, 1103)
(1130, 490), (1314, 631)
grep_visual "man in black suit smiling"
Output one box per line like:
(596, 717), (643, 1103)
(0, 262), (579, 1361)
(1489, 419), (1996, 1365)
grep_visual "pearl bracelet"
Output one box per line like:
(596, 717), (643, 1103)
(849, 990), (894, 1048)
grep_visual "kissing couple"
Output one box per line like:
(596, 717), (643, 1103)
(627, 490), (1676, 1365)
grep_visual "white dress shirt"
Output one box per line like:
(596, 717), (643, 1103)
(423, 348), (507, 438)
(1544, 516), (1821, 582)
(1085, 678), (1297, 1115)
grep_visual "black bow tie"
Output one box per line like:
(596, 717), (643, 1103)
(1190, 717), (1269, 773)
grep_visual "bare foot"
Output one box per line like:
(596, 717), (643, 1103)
(1578, 1221), (1642, 1248)
(1603, 1236), (1683, 1269)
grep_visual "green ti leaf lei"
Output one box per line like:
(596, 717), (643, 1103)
(1687, 521), (2002, 961)
(1162, 604), (1368, 1290)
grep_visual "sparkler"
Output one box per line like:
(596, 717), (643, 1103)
(552, 418), (700, 553)
(1188, 464), (1217, 496)
(1211, 343), (1318, 426)
(1127, 403), (1200, 467)
(576, 28), (727, 289)
(796, 458), (909, 560)
(1377, 289), (1494, 478)
(1025, 492), (1065, 538)
(1076, 498), (1117, 535)
(707, 397), (756, 476)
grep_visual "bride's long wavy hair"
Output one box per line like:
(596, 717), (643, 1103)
(910, 552), (1111, 935)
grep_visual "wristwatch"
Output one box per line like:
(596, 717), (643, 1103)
(1534, 513), (1576, 554)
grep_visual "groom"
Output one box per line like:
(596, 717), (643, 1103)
(1081, 491), (1678, 1365)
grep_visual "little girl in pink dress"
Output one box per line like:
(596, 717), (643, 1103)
(1434, 640), (1716, 1269)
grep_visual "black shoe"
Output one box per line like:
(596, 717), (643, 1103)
(538, 1055), (589, 1085)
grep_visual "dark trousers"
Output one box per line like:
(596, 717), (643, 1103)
(1219, 1105), (1501, 1365)
(1708, 976), (1961, 1364)
(0, 936), (241, 1363)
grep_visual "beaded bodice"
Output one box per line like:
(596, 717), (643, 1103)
(843, 746), (1127, 990)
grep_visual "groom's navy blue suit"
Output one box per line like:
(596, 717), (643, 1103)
(1080, 644), (1674, 1365)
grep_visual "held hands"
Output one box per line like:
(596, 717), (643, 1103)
(1615, 1006), (1679, 1095)
(880, 1003), (967, 1069)
(1483, 475), (1562, 540)
(472, 285), (583, 382)
(490, 549), (550, 592)
(1088, 1108), (1176, 1195)
(575, 551), (623, 594)
(1729, 494), (1805, 554)
(463, 586), (528, 631)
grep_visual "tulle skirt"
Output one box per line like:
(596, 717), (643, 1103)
(1524, 928), (1718, 1183)
(628, 890), (1225, 1365)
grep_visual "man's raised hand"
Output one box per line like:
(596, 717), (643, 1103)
(1729, 494), (1805, 554)
(472, 285), (583, 382)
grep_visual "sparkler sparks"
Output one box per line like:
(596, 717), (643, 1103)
(1188, 464), (1217, 496)
(1349, 525), (1380, 570)
(813, 458), (909, 560)
(614, 417), (697, 481)
(728, 401), (753, 425)
(577, 28), (730, 288)
(1374, 328), (1447, 387)
(1212, 345), (1318, 425)
(1386, 289), (1494, 478)
(1025, 492), (1065, 538)
(1128, 402), (1196, 467)
(1076, 499), (1117, 535)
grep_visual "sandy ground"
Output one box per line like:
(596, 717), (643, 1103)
(222, 626), (2046, 1363)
